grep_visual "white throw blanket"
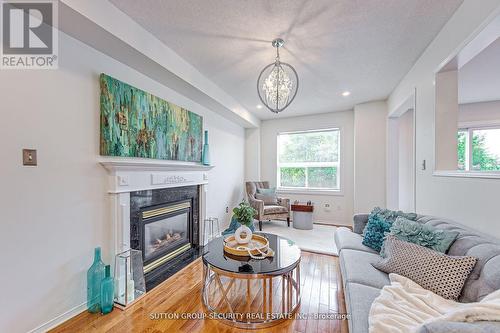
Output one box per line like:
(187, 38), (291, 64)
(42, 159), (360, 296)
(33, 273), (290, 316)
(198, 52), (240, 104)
(369, 273), (500, 333)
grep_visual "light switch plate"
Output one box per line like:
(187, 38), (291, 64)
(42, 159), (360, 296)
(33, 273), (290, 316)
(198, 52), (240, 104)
(23, 149), (37, 166)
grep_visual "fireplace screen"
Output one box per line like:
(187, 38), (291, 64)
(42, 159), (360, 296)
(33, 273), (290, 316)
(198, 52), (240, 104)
(141, 201), (191, 264)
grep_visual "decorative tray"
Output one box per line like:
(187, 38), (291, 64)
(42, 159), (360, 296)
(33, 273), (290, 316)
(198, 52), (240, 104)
(223, 234), (274, 259)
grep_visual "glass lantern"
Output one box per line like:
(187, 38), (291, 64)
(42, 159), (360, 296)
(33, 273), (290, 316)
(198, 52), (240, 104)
(114, 249), (146, 308)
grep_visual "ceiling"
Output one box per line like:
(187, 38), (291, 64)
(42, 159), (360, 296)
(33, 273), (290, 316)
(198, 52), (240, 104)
(459, 37), (500, 105)
(110, 0), (463, 120)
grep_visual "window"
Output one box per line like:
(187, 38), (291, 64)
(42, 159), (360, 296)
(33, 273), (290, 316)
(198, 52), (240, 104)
(457, 127), (500, 171)
(277, 129), (340, 190)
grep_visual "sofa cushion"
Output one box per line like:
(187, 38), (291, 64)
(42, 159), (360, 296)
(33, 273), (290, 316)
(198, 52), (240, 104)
(340, 249), (390, 289)
(344, 282), (381, 333)
(353, 214), (369, 234)
(417, 215), (500, 302)
(335, 227), (378, 254)
(263, 205), (287, 215)
(459, 244), (500, 303)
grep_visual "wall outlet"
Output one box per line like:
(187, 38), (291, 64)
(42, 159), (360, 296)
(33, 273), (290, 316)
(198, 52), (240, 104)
(324, 203), (331, 212)
(225, 206), (229, 213)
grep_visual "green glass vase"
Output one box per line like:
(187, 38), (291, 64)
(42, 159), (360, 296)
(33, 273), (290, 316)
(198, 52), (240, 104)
(87, 247), (105, 313)
(100, 265), (114, 314)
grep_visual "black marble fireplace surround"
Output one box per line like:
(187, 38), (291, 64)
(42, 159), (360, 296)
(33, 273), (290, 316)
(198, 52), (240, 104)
(130, 185), (202, 291)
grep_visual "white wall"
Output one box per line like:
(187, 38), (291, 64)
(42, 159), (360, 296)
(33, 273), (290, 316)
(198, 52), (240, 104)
(435, 70), (459, 170)
(386, 117), (400, 210)
(244, 127), (261, 181)
(259, 111), (355, 225)
(388, 0), (500, 237)
(398, 109), (415, 212)
(0, 32), (245, 333)
(459, 100), (500, 125)
(354, 101), (387, 213)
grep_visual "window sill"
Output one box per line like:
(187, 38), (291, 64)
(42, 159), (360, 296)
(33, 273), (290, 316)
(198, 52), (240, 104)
(433, 170), (500, 179)
(276, 188), (344, 196)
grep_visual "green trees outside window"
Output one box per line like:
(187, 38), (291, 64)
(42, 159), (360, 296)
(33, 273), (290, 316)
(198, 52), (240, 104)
(278, 129), (340, 190)
(457, 128), (500, 171)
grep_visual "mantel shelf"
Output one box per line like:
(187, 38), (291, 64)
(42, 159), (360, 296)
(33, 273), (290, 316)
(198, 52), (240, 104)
(98, 156), (214, 172)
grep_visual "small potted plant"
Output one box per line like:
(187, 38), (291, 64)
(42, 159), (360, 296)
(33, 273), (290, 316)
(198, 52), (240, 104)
(231, 202), (256, 244)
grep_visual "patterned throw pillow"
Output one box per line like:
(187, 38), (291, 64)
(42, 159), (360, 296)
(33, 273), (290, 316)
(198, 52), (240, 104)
(362, 207), (417, 252)
(373, 235), (477, 300)
(383, 217), (459, 255)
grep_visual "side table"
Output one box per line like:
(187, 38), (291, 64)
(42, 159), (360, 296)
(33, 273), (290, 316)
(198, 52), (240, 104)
(291, 203), (314, 230)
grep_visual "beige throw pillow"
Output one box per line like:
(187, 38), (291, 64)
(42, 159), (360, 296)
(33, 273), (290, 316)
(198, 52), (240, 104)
(373, 235), (477, 300)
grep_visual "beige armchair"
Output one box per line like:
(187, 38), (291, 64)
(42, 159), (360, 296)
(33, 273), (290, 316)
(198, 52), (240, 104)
(245, 181), (290, 231)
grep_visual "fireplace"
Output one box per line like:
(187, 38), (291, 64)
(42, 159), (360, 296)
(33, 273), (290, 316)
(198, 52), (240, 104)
(99, 157), (212, 295)
(130, 186), (201, 290)
(141, 200), (192, 269)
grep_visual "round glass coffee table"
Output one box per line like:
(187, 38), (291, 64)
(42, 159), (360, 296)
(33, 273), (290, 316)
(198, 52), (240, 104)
(202, 232), (301, 329)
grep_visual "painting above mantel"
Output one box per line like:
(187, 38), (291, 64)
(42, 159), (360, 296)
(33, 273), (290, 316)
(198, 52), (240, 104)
(99, 74), (203, 162)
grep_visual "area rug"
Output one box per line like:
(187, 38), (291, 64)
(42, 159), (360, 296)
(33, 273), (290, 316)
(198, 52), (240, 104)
(257, 220), (338, 255)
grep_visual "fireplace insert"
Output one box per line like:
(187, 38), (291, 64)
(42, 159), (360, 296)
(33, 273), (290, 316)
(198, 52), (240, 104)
(140, 199), (193, 271)
(130, 186), (201, 290)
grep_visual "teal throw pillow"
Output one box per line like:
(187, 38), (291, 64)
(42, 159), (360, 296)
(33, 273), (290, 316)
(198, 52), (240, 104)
(256, 187), (276, 195)
(362, 207), (417, 252)
(381, 217), (459, 256)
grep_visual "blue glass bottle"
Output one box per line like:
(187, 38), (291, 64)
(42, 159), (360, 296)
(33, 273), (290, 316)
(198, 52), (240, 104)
(202, 130), (210, 166)
(100, 265), (114, 314)
(87, 247), (105, 313)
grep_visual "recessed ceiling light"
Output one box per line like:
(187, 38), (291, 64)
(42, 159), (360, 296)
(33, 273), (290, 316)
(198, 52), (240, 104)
(342, 91), (351, 97)
(256, 104), (263, 109)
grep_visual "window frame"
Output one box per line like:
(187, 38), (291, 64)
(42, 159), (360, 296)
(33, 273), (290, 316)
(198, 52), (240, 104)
(276, 128), (342, 194)
(458, 124), (500, 171)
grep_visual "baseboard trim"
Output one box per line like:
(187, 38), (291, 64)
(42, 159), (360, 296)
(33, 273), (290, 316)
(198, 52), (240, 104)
(314, 222), (353, 230)
(301, 248), (338, 257)
(28, 302), (86, 333)
(313, 220), (352, 228)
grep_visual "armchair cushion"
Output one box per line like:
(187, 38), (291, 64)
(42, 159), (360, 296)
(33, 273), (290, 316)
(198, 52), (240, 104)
(264, 205), (288, 215)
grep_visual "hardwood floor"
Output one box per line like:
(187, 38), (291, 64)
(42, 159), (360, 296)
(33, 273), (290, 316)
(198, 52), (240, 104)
(51, 251), (349, 333)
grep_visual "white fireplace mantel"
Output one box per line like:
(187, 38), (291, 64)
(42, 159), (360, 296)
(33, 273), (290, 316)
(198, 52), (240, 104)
(98, 156), (214, 194)
(98, 156), (212, 254)
(99, 156), (214, 172)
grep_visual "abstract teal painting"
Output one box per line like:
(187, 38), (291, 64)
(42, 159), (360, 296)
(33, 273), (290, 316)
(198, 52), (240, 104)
(100, 74), (203, 162)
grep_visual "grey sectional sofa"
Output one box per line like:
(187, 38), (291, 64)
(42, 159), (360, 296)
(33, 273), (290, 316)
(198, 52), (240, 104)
(335, 213), (500, 333)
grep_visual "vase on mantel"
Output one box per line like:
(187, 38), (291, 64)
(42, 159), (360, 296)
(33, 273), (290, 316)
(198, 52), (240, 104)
(87, 247), (105, 313)
(202, 130), (210, 166)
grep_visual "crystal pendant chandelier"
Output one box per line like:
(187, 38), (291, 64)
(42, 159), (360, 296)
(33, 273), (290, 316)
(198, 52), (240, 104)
(257, 38), (299, 113)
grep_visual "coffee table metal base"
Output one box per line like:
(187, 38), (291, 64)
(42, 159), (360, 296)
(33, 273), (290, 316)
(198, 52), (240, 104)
(202, 262), (301, 329)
